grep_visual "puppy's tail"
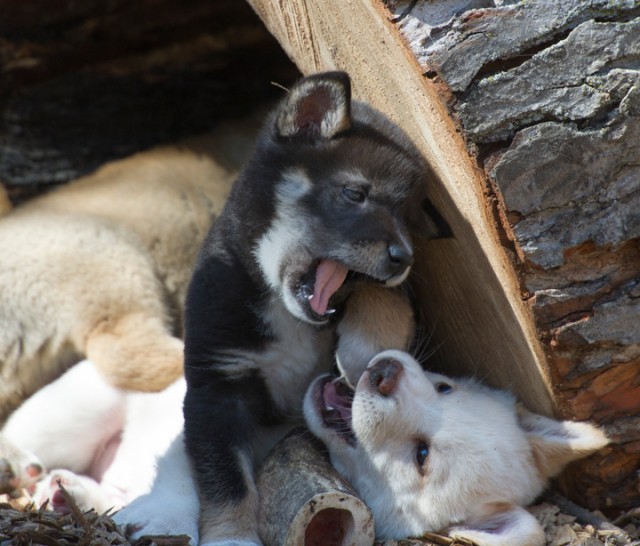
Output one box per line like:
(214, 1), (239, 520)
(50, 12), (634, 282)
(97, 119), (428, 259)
(86, 313), (184, 392)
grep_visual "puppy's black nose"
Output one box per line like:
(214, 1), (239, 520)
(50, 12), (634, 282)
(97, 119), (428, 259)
(388, 242), (414, 271)
(368, 358), (403, 396)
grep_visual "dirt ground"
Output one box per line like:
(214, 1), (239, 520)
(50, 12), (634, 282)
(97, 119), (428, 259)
(1, 487), (639, 546)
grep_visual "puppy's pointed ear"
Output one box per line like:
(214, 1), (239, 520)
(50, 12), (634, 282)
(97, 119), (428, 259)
(449, 504), (544, 546)
(517, 405), (609, 479)
(276, 72), (352, 139)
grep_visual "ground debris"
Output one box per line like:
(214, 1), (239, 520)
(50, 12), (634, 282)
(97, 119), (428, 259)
(0, 485), (128, 546)
(1, 488), (638, 546)
(530, 494), (640, 546)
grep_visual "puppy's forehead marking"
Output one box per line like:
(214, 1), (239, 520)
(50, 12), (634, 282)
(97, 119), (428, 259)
(276, 168), (313, 201)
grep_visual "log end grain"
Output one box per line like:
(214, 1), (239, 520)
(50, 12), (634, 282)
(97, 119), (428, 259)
(257, 429), (374, 546)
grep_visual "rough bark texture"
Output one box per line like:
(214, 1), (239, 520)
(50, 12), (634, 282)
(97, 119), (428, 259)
(387, 0), (640, 511)
(0, 0), (299, 202)
(257, 429), (375, 546)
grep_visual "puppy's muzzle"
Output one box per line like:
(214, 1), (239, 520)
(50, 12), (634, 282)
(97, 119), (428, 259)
(368, 358), (403, 396)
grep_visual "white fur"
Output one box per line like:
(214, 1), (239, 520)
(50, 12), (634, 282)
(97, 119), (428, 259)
(32, 469), (113, 514)
(4, 360), (126, 476)
(113, 433), (200, 544)
(257, 299), (334, 415)
(2, 360), (184, 513)
(101, 374), (186, 505)
(254, 169), (315, 324)
(304, 350), (608, 546)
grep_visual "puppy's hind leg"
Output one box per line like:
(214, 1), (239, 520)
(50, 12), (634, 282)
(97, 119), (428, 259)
(86, 312), (184, 393)
(2, 360), (125, 474)
(183, 379), (263, 546)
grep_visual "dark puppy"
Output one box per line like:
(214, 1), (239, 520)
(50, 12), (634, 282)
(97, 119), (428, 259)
(182, 72), (445, 544)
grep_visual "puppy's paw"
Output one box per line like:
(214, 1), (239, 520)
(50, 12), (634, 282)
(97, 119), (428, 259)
(0, 436), (45, 495)
(113, 492), (199, 545)
(33, 469), (113, 514)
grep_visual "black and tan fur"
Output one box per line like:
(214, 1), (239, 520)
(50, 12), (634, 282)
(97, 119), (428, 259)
(181, 72), (448, 544)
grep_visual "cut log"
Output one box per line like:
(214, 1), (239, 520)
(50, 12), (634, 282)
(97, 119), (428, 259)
(0, 0), (299, 202)
(245, 0), (639, 511)
(256, 428), (374, 546)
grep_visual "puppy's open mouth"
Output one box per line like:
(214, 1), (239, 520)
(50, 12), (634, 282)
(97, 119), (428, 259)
(317, 376), (357, 446)
(296, 258), (377, 322)
(297, 259), (349, 320)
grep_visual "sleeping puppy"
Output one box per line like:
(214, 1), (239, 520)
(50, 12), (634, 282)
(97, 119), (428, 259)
(0, 118), (257, 425)
(1, 359), (185, 510)
(304, 350), (609, 546)
(177, 71), (447, 545)
(4, 352), (607, 546)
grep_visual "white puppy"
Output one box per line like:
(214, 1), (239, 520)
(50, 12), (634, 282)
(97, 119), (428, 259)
(304, 350), (609, 546)
(1, 360), (184, 513)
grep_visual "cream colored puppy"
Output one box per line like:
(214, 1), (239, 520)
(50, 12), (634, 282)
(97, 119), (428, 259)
(0, 119), (257, 424)
(304, 350), (609, 546)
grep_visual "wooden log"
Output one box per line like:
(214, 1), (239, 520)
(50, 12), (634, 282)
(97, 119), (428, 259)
(245, 0), (639, 511)
(0, 0), (299, 201)
(386, 0), (640, 511)
(256, 429), (374, 546)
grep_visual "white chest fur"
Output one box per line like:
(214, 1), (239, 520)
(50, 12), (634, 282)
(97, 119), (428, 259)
(258, 299), (335, 416)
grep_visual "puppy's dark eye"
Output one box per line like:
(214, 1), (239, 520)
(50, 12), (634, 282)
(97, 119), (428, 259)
(435, 382), (453, 394)
(416, 441), (429, 468)
(342, 186), (367, 203)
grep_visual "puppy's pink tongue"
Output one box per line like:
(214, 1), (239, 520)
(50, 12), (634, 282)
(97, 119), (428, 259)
(311, 259), (348, 316)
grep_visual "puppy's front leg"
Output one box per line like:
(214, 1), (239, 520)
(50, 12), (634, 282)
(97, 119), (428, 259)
(183, 374), (266, 546)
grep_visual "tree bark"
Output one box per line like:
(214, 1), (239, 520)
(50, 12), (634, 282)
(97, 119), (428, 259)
(0, 0), (299, 202)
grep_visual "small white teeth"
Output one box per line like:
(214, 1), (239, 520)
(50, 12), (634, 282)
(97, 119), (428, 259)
(307, 294), (314, 301)
(325, 404), (335, 411)
(325, 308), (336, 315)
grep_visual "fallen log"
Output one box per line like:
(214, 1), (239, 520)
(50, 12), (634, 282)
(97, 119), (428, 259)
(256, 428), (374, 546)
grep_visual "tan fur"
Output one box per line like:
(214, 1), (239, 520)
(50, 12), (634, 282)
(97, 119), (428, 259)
(336, 284), (415, 386)
(0, 185), (11, 217)
(0, 118), (258, 422)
